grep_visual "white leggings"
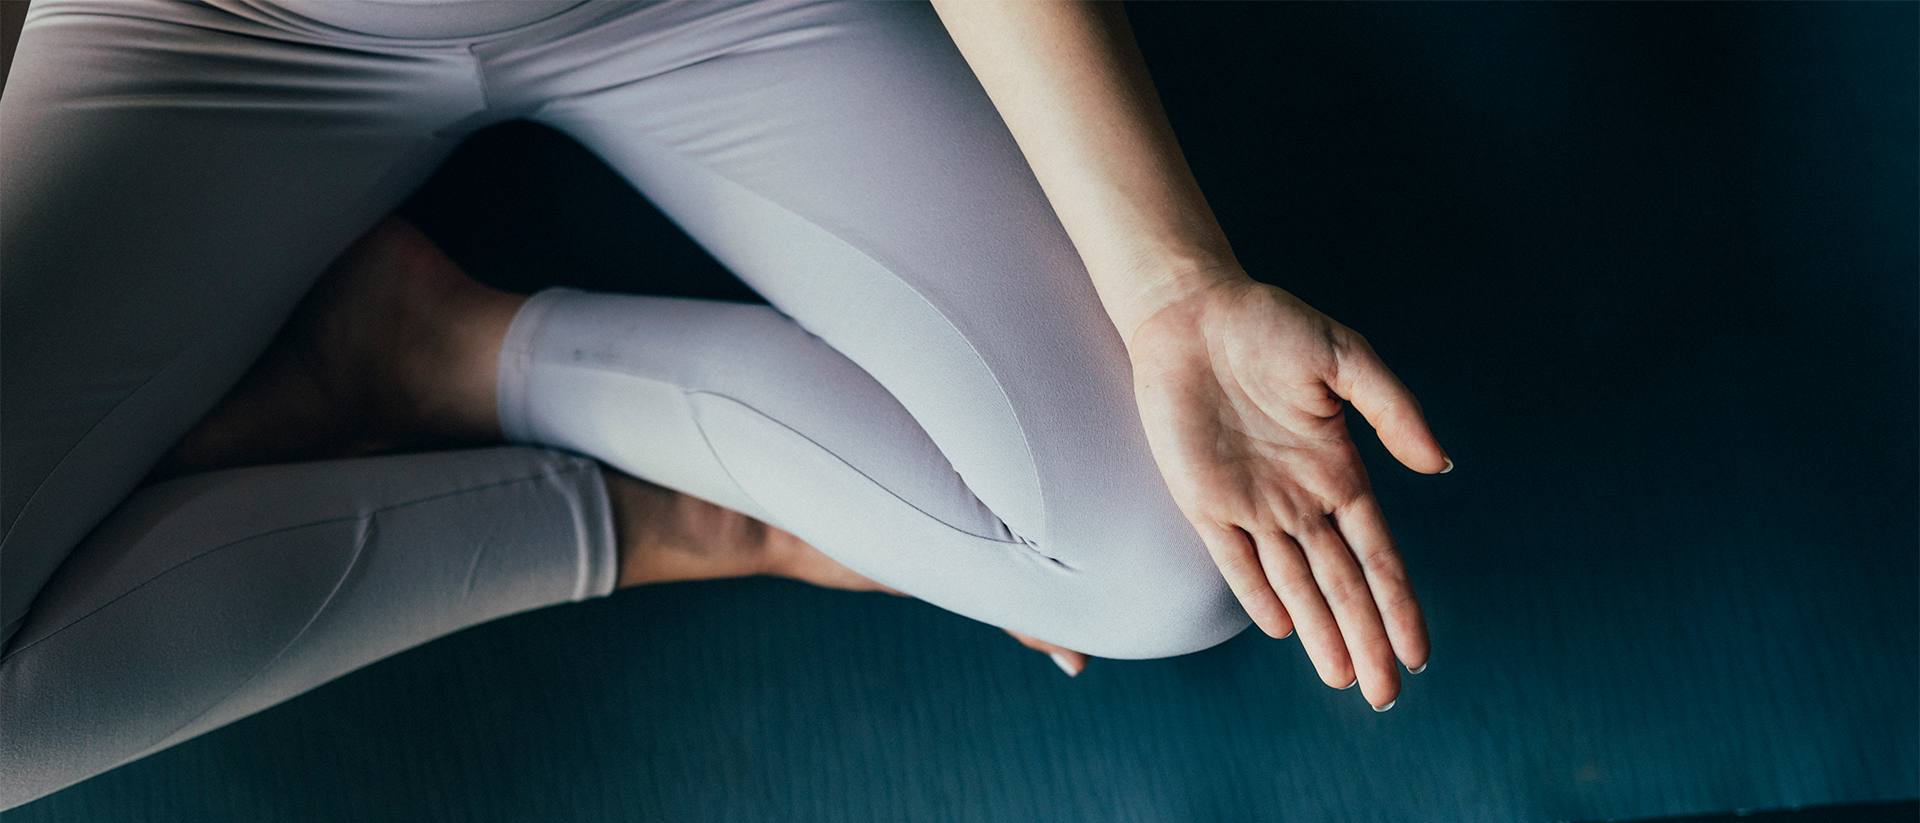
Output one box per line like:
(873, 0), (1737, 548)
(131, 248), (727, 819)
(0, 0), (1246, 807)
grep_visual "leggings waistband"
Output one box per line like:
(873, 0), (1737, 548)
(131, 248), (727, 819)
(229, 0), (588, 40)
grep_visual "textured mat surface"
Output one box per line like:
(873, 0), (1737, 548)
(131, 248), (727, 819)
(6, 3), (1914, 821)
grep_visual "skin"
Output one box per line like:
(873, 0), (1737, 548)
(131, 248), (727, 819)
(931, 1), (1448, 709)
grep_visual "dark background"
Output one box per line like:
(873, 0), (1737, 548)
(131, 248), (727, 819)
(6, 3), (1916, 821)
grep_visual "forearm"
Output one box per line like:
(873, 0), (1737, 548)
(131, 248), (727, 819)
(930, 0), (1245, 343)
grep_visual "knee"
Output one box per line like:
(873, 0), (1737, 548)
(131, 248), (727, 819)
(1053, 546), (1253, 660)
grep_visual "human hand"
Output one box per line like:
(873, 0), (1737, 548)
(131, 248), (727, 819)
(1127, 276), (1448, 710)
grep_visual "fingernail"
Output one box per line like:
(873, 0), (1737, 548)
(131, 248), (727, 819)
(1440, 458), (1454, 475)
(1340, 677), (1358, 690)
(1372, 699), (1397, 713)
(1050, 652), (1081, 678)
(1281, 628), (1295, 640)
(1408, 662), (1427, 675)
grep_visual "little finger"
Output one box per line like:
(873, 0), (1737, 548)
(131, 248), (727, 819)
(1195, 521), (1293, 639)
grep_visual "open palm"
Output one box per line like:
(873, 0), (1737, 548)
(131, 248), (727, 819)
(1128, 277), (1448, 710)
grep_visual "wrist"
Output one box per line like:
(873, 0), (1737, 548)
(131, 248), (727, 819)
(1091, 253), (1249, 350)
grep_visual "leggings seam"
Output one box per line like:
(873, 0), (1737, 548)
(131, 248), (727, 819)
(467, 42), (494, 112)
(682, 389), (1072, 566)
(0, 464), (592, 665)
(131, 515), (377, 764)
(2, 330), (218, 552)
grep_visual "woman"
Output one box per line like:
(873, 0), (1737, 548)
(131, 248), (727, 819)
(0, 0), (1447, 807)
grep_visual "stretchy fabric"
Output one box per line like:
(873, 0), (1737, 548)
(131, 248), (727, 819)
(0, 0), (1245, 807)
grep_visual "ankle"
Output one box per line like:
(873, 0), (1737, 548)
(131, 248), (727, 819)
(394, 281), (524, 443)
(606, 469), (773, 589)
(379, 223), (526, 443)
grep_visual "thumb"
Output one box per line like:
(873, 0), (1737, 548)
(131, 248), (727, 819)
(1331, 330), (1450, 475)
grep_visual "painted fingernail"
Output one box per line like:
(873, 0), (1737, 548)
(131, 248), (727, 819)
(1440, 458), (1454, 474)
(1373, 699), (1397, 713)
(1340, 677), (1358, 690)
(1050, 652), (1081, 678)
(1408, 662), (1427, 675)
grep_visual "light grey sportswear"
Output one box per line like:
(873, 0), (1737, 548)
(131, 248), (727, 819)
(0, 0), (1246, 807)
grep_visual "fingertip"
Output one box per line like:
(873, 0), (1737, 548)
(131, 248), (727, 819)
(1234, 575), (1292, 640)
(1365, 671), (1402, 709)
(1388, 632), (1433, 680)
(1397, 639), (1431, 675)
(1349, 653), (1402, 709)
(1381, 422), (1448, 476)
(1410, 440), (1450, 475)
(1318, 662), (1357, 690)
(1342, 355), (1446, 476)
(1259, 611), (1295, 640)
(1383, 607), (1432, 677)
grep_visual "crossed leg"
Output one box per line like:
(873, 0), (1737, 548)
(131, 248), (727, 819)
(497, 0), (1248, 657)
(0, 0), (1246, 808)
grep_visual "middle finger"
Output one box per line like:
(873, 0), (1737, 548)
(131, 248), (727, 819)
(1254, 528), (1353, 689)
(1296, 517), (1401, 710)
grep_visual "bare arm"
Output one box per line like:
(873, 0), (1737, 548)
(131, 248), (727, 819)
(933, 1), (1450, 710)
(930, 0), (1231, 342)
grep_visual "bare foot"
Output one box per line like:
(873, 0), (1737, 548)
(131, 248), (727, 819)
(603, 468), (1090, 675)
(603, 468), (896, 592)
(147, 218), (524, 483)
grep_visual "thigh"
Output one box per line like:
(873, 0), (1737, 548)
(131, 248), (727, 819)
(0, 447), (615, 808)
(0, 0), (484, 643)
(496, 0), (1246, 653)
(514, 0), (1165, 555)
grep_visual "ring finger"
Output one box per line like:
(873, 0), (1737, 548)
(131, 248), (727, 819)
(1255, 527), (1353, 689)
(1296, 517), (1399, 709)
